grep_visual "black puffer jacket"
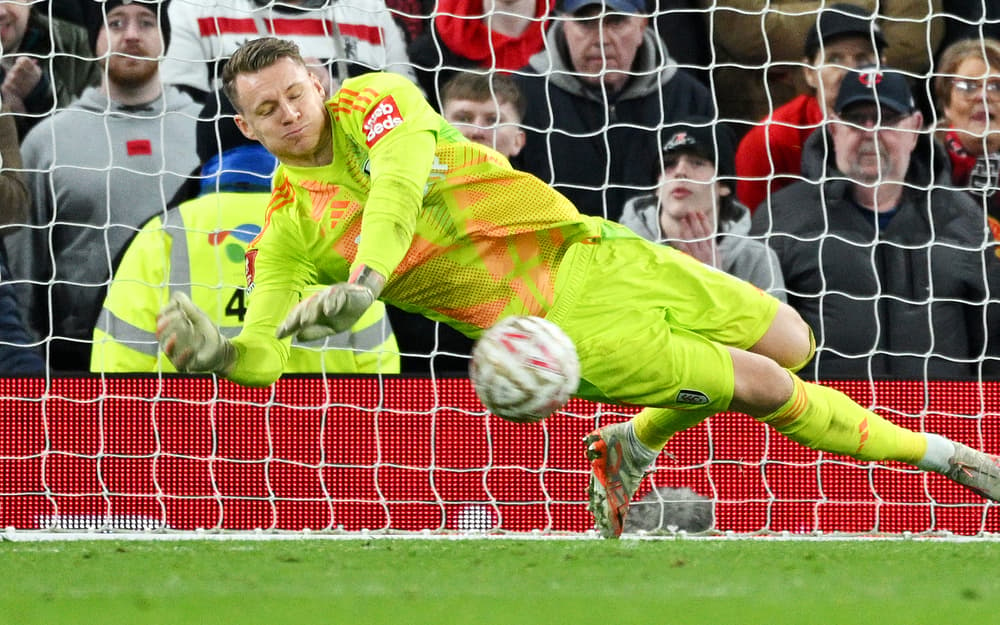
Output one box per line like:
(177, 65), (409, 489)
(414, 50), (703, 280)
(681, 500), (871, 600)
(751, 129), (1000, 380)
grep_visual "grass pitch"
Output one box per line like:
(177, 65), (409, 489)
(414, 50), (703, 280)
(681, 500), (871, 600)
(1, 537), (996, 625)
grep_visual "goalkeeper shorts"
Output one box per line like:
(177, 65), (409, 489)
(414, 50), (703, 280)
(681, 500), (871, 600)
(547, 220), (780, 412)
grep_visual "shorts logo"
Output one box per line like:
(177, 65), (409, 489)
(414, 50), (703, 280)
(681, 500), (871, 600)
(244, 248), (259, 294)
(676, 389), (710, 405)
(363, 96), (403, 147)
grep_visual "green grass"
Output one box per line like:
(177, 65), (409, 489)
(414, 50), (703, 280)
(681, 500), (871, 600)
(1, 538), (996, 625)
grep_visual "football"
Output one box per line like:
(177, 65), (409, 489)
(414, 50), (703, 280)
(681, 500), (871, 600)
(469, 315), (581, 423)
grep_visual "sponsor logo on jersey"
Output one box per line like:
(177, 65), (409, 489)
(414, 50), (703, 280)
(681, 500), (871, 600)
(208, 224), (261, 263)
(244, 248), (259, 294)
(676, 389), (710, 405)
(363, 96), (403, 147)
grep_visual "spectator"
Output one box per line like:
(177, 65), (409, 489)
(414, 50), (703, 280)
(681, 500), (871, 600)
(517, 0), (714, 222)
(620, 121), (785, 300)
(752, 67), (1000, 380)
(0, 1), (101, 140)
(384, 0), (435, 45)
(0, 95), (44, 373)
(933, 37), (1000, 243)
(407, 0), (553, 110)
(161, 0), (415, 104)
(7, 0), (201, 372)
(440, 71), (527, 160)
(92, 90), (400, 374)
(704, 1), (943, 128)
(734, 3), (888, 213)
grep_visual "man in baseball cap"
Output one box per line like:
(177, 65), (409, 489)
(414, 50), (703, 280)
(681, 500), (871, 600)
(735, 3), (890, 212)
(828, 66), (921, 186)
(620, 120), (786, 301)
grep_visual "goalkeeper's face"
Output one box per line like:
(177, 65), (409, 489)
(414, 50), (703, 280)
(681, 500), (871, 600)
(232, 57), (333, 168)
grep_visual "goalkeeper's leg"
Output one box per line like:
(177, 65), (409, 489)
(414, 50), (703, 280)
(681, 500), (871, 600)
(589, 304), (1000, 538)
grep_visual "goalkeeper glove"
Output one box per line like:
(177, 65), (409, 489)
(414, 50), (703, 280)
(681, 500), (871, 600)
(156, 291), (236, 374)
(276, 266), (384, 341)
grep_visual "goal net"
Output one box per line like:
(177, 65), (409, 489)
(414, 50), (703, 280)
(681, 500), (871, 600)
(1, 2), (999, 537)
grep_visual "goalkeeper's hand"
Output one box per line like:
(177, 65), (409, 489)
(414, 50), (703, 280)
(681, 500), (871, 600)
(156, 291), (236, 374)
(276, 266), (385, 341)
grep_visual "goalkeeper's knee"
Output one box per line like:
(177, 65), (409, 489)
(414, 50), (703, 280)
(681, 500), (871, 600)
(786, 326), (816, 374)
(753, 304), (815, 373)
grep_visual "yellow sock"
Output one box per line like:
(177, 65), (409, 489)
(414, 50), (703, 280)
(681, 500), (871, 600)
(633, 405), (717, 451)
(760, 375), (927, 464)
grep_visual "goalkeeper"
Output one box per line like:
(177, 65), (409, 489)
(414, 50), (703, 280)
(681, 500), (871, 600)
(156, 36), (1000, 538)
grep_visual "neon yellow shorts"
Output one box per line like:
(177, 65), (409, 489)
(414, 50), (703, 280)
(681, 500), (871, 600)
(547, 221), (780, 412)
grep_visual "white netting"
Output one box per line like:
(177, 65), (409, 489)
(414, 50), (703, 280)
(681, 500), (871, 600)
(1, 2), (999, 537)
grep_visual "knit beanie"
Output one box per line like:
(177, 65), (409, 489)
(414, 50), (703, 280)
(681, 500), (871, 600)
(88, 1), (171, 55)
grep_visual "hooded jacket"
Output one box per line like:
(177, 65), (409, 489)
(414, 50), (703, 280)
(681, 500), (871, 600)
(751, 127), (1000, 380)
(620, 194), (786, 301)
(516, 23), (714, 222)
(8, 86), (201, 372)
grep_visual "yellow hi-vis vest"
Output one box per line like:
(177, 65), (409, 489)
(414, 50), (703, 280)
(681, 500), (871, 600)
(91, 190), (400, 374)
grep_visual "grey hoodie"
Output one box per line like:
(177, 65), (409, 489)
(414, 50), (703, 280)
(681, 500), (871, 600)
(516, 23), (714, 221)
(619, 194), (786, 301)
(9, 85), (201, 371)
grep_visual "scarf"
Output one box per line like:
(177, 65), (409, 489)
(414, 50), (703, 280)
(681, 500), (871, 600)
(434, 0), (552, 70)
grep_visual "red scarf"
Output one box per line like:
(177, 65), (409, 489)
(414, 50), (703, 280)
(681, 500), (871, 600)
(944, 128), (1000, 249)
(434, 0), (553, 70)
(944, 128), (977, 185)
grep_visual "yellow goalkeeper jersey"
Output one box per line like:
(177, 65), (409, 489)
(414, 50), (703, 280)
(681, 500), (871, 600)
(232, 71), (601, 386)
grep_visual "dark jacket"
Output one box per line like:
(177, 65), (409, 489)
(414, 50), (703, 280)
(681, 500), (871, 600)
(1, 11), (101, 140)
(752, 129), (1000, 380)
(0, 242), (44, 374)
(516, 24), (714, 222)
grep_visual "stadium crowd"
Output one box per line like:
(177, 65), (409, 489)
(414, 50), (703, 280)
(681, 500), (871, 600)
(0, 0), (998, 383)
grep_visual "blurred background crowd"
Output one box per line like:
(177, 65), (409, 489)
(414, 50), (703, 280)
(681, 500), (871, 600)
(1, 0), (999, 383)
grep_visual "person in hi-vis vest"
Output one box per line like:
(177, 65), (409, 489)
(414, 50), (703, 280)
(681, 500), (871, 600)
(90, 89), (400, 374)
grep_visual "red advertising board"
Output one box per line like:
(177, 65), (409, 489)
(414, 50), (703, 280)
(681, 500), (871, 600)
(1, 376), (997, 534)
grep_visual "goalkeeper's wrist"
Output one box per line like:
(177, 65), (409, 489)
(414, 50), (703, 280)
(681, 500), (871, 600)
(348, 264), (386, 299)
(214, 338), (238, 377)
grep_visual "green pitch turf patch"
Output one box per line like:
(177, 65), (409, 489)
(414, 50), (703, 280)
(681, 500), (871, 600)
(1, 538), (996, 625)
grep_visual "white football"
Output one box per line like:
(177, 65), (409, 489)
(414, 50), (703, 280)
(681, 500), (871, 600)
(469, 315), (581, 423)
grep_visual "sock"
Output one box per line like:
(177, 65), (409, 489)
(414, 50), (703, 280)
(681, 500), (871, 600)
(632, 406), (717, 452)
(759, 375), (928, 464)
(624, 419), (661, 468)
(916, 433), (956, 473)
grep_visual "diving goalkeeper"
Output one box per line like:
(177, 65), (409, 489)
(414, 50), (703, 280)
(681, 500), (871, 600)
(156, 36), (1000, 538)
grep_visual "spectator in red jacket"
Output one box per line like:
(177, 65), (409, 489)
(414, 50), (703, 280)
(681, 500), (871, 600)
(734, 3), (886, 213)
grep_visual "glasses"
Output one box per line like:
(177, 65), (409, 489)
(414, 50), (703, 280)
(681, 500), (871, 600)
(952, 79), (1000, 98)
(836, 110), (909, 128)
